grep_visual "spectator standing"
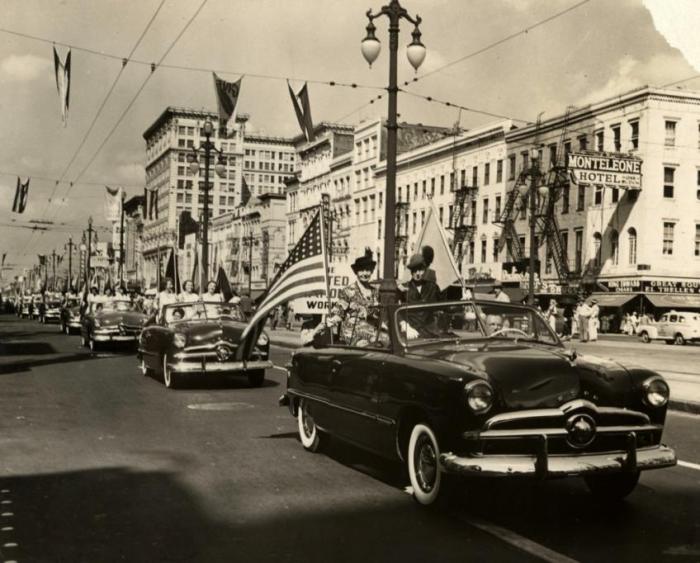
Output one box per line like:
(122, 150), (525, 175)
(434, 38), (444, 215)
(492, 282), (510, 303)
(546, 299), (558, 332)
(577, 299), (592, 342)
(588, 299), (600, 341)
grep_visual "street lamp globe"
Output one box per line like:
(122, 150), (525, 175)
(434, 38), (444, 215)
(215, 158), (226, 178)
(406, 26), (426, 71)
(203, 119), (214, 137)
(361, 21), (381, 67)
(529, 147), (540, 160)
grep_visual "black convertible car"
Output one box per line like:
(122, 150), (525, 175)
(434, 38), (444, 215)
(282, 300), (676, 506)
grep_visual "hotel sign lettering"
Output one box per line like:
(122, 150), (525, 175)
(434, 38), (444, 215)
(567, 153), (642, 190)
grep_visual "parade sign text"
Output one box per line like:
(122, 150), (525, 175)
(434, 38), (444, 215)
(567, 152), (642, 190)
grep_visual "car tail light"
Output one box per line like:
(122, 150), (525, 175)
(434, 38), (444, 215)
(643, 376), (669, 408)
(464, 380), (494, 415)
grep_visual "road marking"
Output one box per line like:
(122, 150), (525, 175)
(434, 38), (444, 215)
(678, 460), (700, 471)
(187, 402), (255, 411)
(1, 527), (13, 532)
(458, 515), (580, 563)
(2, 543), (17, 548)
(0, 513), (13, 518)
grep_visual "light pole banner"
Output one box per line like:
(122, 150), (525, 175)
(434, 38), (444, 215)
(567, 152), (642, 190)
(212, 73), (243, 133)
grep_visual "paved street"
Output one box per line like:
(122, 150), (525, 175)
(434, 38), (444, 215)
(0, 314), (699, 562)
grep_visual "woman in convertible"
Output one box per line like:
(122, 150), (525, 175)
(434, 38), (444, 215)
(324, 249), (386, 347)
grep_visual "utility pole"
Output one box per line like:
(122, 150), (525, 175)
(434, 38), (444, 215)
(528, 151), (540, 307)
(66, 236), (74, 293)
(51, 249), (57, 292)
(247, 231), (253, 295)
(119, 192), (125, 288)
(85, 217), (94, 290)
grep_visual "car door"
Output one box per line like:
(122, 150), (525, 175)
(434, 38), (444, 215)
(656, 314), (669, 338)
(327, 347), (394, 454)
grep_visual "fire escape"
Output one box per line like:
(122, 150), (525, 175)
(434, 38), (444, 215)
(494, 182), (526, 264)
(449, 178), (478, 265)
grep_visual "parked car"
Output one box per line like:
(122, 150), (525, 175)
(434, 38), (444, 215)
(60, 298), (82, 334)
(281, 300), (676, 506)
(137, 301), (271, 389)
(30, 294), (43, 320)
(40, 298), (62, 324)
(637, 310), (700, 345)
(80, 299), (147, 351)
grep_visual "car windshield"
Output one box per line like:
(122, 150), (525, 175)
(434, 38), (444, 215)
(91, 300), (137, 314)
(162, 301), (245, 324)
(396, 301), (561, 347)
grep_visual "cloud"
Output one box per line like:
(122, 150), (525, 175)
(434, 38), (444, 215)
(643, 0), (700, 73)
(0, 54), (51, 82)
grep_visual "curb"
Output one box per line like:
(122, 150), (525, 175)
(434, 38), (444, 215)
(669, 399), (700, 416)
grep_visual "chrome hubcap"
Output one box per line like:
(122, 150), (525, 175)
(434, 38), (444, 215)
(301, 405), (314, 438)
(415, 434), (437, 493)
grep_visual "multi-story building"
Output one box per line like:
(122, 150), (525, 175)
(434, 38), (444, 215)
(141, 107), (295, 289)
(504, 85), (700, 314)
(123, 195), (145, 289)
(242, 135), (296, 197)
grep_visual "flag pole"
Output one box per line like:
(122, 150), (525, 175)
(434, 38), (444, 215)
(318, 203), (333, 336)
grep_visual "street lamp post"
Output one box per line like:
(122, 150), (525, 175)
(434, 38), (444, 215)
(65, 236), (74, 293)
(188, 119), (227, 292)
(83, 216), (94, 290)
(361, 0), (426, 305)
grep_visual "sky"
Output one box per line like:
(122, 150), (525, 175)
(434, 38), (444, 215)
(1, 0), (699, 277)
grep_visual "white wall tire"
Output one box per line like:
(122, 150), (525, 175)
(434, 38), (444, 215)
(407, 423), (444, 506)
(140, 358), (153, 377)
(298, 399), (324, 452)
(162, 356), (178, 389)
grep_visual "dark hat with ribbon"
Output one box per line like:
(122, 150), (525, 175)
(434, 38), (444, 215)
(351, 248), (376, 273)
(407, 253), (426, 271)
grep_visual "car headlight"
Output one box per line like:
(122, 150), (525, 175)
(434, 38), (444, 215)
(173, 333), (186, 348)
(643, 376), (669, 407)
(465, 380), (494, 415)
(257, 332), (269, 346)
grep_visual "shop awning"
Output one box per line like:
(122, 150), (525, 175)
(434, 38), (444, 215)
(644, 294), (700, 309)
(587, 292), (638, 308)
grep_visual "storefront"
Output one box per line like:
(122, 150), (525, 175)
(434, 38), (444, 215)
(596, 278), (700, 318)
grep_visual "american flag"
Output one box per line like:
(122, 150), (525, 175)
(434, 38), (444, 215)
(236, 210), (328, 358)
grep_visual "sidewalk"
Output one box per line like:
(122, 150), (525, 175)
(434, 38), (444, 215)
(267, 329), (700, 414)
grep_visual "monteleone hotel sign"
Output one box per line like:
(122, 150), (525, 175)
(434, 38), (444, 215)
(567, 152), (642, 190)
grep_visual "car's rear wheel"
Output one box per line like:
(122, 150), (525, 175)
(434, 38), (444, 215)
(584, 471), (640, 500)
(640, 331), (650, 343)
(162, 356), (179, 389)
(247, 369), (265, 388)
(298, 399), (325, 452)
(407, 423), (447, 506)
(674, 333), (686, 346)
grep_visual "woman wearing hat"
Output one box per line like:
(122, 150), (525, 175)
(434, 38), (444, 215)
(402, 254), (440, 305)
(326, 249), (383, 346)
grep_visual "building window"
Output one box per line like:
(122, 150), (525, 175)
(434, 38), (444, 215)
(439, 206), (444, 225)
(412, 212), (417, 234)
(594, 186), (603, 206)
(398, 186), (402, 202)
(662, 222), (675, 255)
(420, 209), (425, 228)
(628, 228), (637, 264)
(422, 180), (427, 199)
(508, 155), (516, 180)
(496, 159), (503, 183)
(482, 198), (489, 224)
(561, 231), (569, 264)
(472, 166), (478, 187)
(697, 170), (700, 200)
(663, 167), (675, 198)
(449, 172), (455, 191)
(377, 219), (382, 240)
(695, 225), (700, 257)
(495, 196), (501, 220)
(492, 239), (499, 263)
(430, 177), (435, 196)
(414, 183), (418, 199)
(612, 125), (621, 151)
(484, 163), (490, 185)
(480, 240), (487, 263)
(611, 230), (619, 265)
(577, 185), (585, 211)
(664, 120), (677, 147)
(470, 200), (477, 225)
(521, 151), (529, 171)
(596, 130), (604, 152)
(630, 120), (639, 150)
(611, 188), (619, 203)
(549, 144), (557, 167)
(440, 175), (445, 195)
(575, 230), (583, 272)
(578, 135), (588, 151)
(592, 232), (602, 267)
(468, 241), (475, 264)
(562, 186), (570, 214)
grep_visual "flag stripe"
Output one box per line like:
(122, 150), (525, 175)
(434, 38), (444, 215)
(246, 275), (326, 329)
(266, 258), (323, 296)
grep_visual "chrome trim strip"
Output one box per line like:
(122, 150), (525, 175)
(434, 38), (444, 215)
(168, 359), (272, 373)
(287, 388), (395, 427)
(93, 334), (137, 342)
(464, 423), (663, 440)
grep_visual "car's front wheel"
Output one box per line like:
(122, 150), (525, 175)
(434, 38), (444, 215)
(640, 331), (650, 343)
(407, 423), (447, 506)
(298, 399), (325, 452)
(162, 356), (179, 389)
(674, 333), (686, 345)
(584, 471), (640, 500)
(247, 369), (265, 388)
(140, 358), (154, 377)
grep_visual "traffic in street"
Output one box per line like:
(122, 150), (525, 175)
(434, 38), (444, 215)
(0, 314), (698, 563)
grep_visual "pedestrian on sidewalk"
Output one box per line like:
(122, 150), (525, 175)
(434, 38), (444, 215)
(546, 299), (558, 333)
(588, 299), (599, 341)
(285, 301), (294, 330)
(577, 298), (592, 342)
(270, 305), (281, 330)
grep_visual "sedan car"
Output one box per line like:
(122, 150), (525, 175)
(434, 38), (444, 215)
(137, 301), (272, 389)
(637, 310), (700, 345)
(281, 300), (676, 506)
(40, 299), (62, 324)
(80, 299), (148, 351)
(60, 298), (82, 334)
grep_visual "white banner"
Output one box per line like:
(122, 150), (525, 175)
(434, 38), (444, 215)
(291, 258), (353, 315)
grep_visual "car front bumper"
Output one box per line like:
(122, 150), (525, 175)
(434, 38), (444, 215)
(168, 358), (273, 374)
(93, 332), (138, 342)
(67, 320), (82, 328)
(441, 440), (677, 478)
